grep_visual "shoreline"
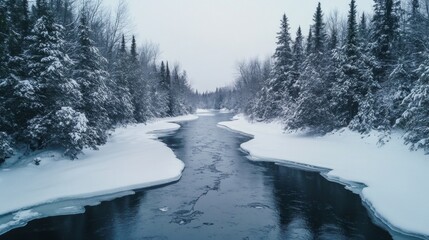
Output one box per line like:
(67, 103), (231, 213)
(218, 116), (429, 240)
(0, 115), (198, 235)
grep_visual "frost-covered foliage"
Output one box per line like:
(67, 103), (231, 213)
(0, 132), (13, 163)
(397, 56), (429, 152)
(51, 107), (89, 158)
(74, 15), (110, 146)
(24, 107), (90, 159)
(0, 0), (196, 161)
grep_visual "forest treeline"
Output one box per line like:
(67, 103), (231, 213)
(0, 0), (196, 161)
(202, 0), (429, 153)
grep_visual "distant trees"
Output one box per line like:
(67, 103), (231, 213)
(203, 0), (429, 153)
(0, 0), (196, 161)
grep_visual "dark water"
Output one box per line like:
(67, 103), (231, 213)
(1, 113), (395, 240)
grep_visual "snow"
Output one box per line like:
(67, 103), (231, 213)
(219, 108), (234, 113)
(218, 114), (429, 238)
(0, 210), (41, 233)
(0, 114), (198, 234)
(196, 108), (216, 116)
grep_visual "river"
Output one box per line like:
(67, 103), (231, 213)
(1, 113), (409, 239)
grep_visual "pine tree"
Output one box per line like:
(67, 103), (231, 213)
(405, 0), (426, 70)
(25, 1), (87, 158)
(5, 0), (30, 76)
(0, 2), (8, 79)
(286, 4), (333, 132)
(332, 0), (378, 132)
(0, 132), (13, 163)
(74, 15), (110, 147)
(346, 0), (358, 58)
(312, 2), (326, 55)
(359, 13), (369, 46)
(397, 53), (429, 152)
(110, 34), (135, 124)
(286, 60), (335, 132)
(255, 14), (293, 120)
(371, 0), (401, 80)
(128, 35), (151, 122)
(290, 26), (304, 100)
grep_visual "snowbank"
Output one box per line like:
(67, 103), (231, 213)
(219, 114), (429, 239)
(0, 115), (197, 231)
(196, 108), (216, 116)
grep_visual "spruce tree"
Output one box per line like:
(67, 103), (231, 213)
(0, 132), (13, 163)
(332, 0), (378, 132)
(74, 15), (110, 147)
(397, 53), (429, 152)
(287, 4), (333, 132)
(405, 0), (426, 69)
(0, 2), (8, 79)
(359, 13), (369, 46)
(371, 0), (401, 80)
(260, 14), (293, 120)
(290, 26), (304, 99)
(25, 1), (87, 158)
(128, 35), (151, 122)
(312, 2), (326, 55)
(110, 34), (135, 124)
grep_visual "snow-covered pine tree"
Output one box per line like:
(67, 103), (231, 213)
(289, 26), (304, 100)
(396, 52), (429, 152)
(0, 3), (8, 133)
(0, 0), (35, 136)
(168, 66), (193, 116)
(154, 61), (171, 117)
(74, 14), (110, 147)
(312, 2), (326, 55)
(286, 59), (335, 132)
(24, 0), (87, 158)
(406, 0), (426, 67)
(109, 34), (135, 124)
(332, 0), (378, 133)
(359, 13), (370, 47)
(371, 0), (401, 81)
(286, 3), (334, 133)
(0, 132), (13, 163)
(253, 14), (293, 120)
(372, 0), (405, 128)
(128, 35), (151, 122)
(0, 2), (8, 79)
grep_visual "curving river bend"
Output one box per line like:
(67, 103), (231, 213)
(1, 113), (416, 239)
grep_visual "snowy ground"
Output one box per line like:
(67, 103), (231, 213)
(0, 114), (198, 234)
(196, 108), (216, 116)
(219, 114), (429, 239)
(196, 108), (234, 116)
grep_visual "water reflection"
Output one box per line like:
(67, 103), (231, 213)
(1, 113), (398, 239)
(270, 165), (391, 239)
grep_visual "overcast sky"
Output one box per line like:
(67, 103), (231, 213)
(112, 0), (374, 92)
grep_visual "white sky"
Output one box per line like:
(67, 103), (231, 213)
(111, 0), (374, 92)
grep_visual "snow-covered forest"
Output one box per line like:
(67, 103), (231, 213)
(205, 0), (429, 153)
(0, 0), (196, 161)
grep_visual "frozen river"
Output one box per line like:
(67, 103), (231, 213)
(1, 113), (400, 239)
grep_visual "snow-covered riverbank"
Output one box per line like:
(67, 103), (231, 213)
(0, 115), (198, 233)
(219, 114), (429, 239)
